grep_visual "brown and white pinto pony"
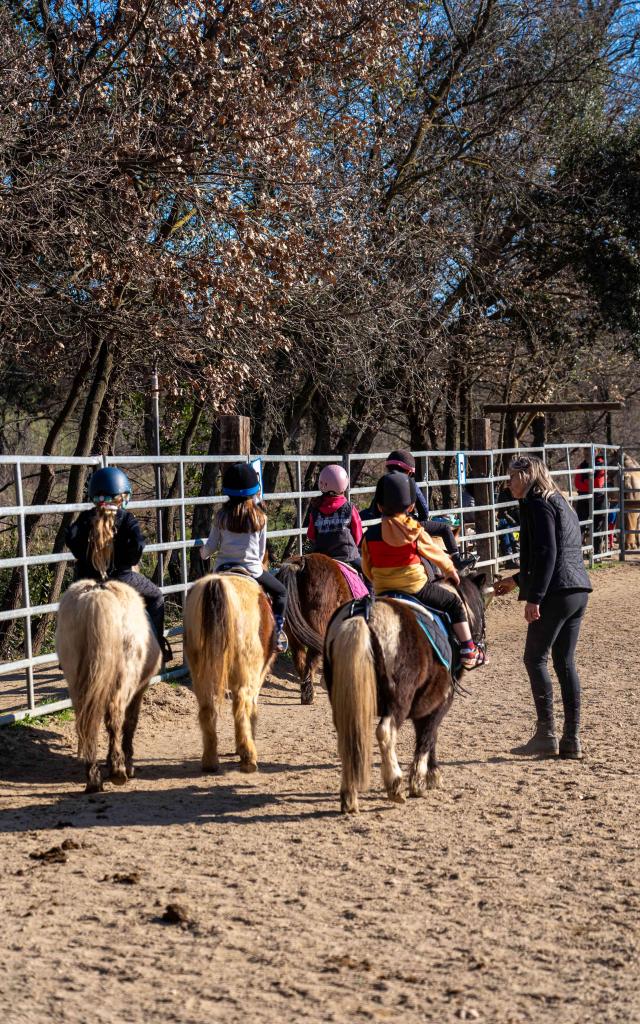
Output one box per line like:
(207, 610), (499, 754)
(56, 579), (162, 793)
(183, 572), (275, 773)
(278, 554), (352, 704)
(324, 574), (490, 814)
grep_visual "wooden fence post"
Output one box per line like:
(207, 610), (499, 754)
(219, 415), (251, 459)
(470, 417), (494, 575)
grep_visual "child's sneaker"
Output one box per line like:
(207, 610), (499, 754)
(459, 642), (486, 670)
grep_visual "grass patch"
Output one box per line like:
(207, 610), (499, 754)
(11, 703), (75, 728)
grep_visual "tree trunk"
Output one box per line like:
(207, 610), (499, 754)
(31, 340), (115, 655)
(0, 349), (97, 655)
(190, 419), (222, 579)
(158, 402), (205, 586)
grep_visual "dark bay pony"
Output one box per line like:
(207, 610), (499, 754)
(277, 553), (352, 704)
(323, 574), (491, 813)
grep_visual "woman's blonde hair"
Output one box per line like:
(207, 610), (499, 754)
(88, 507), (117, 578)
(509, 455), (559, 499)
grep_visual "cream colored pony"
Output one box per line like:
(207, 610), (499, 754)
(56, 580), (161, 792)
(623, 454), (640, 551)
(183, 572), (275, 773)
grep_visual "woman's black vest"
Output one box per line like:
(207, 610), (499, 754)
(309, 502), (359, 561)
(518, 490), (592, 602)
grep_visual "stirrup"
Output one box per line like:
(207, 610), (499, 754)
(275, 629), (289, 654)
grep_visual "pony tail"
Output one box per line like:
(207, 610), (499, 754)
(200, 576), (231, 706)
(72, 583), (122, 760)
(277, 561), (324, 652)
(328, 615), (376, 794)
(88, 507), (117, 579)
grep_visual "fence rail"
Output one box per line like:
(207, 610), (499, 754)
(0, 441), (637, 724)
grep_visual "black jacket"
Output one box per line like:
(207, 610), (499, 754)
(66, 508), (145, 581)
(517, 489), (592, 604)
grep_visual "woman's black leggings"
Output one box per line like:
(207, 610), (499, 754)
(256, 571), (287, 619)
(523, 590), (589, 734)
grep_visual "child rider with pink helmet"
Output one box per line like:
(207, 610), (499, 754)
(307, 464), (365, 577)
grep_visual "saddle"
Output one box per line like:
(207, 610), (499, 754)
(346, 592), (454, 673)
(216, 563), (256, 579)
(380, 592), (454, 672)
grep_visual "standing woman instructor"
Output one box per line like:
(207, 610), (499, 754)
(495, 456), (592, 759)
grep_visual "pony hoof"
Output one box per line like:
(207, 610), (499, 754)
(340, 792), (359, 814)
(409, 780), (428, 798)
(426, 769), (442, 790)
(388, 790), (407, 804)
(84, 781), (103, 794)
(387, 778), (406, 804)
(201, 762), (220, 773)
(110, 770), (128, 786)
(239, 760), (258, 774)
(300, 682), (314, 705)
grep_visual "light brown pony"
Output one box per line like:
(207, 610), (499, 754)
(183, 572), (275, 773)
(623, 454), (640, 551)
(56, 579), (161, 793)
(277, 554), (352, 704)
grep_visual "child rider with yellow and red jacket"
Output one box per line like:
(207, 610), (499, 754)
(361, 473), (485, 669)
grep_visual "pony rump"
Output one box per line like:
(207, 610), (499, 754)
(326, 613), (376, 812)
(88, 507), (117, 578)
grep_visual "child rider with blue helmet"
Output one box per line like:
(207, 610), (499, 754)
(65, 466), (173, 663)
(198, 462), (289, 653)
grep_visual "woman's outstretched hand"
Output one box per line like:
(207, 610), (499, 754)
(493, 576), (517, 596)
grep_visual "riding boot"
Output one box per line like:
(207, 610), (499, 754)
(452, 551), (478, 572)
(511, 719), (559, 757)
(161, 635), (174, 665)
(274, 615), (289, 654)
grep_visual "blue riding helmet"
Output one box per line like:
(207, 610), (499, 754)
(88, 467), (132, 509)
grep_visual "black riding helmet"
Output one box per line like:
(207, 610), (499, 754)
(375, 472), (417, 515)
(222, 462), (260, 499)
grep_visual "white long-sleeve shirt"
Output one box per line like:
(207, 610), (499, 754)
(200, 519), (266, 578)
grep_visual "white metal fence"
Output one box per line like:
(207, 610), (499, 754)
(0, 442), (636, 724)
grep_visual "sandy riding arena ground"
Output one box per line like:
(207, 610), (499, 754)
(1, 563), (638, 1024)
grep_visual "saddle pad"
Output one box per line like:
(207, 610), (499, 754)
(335, 561), (369, 600)
(379, 592), (452, 671)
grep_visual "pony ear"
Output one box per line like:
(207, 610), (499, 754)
(471, 571), (487, 590)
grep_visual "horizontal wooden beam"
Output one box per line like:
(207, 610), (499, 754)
(484, 402), (625, 413)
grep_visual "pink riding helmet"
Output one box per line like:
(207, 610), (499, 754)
(318, 464), (349, 494)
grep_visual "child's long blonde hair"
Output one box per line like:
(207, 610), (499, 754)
(88, 507), (117, 578)
(509, 455), (559, 499)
